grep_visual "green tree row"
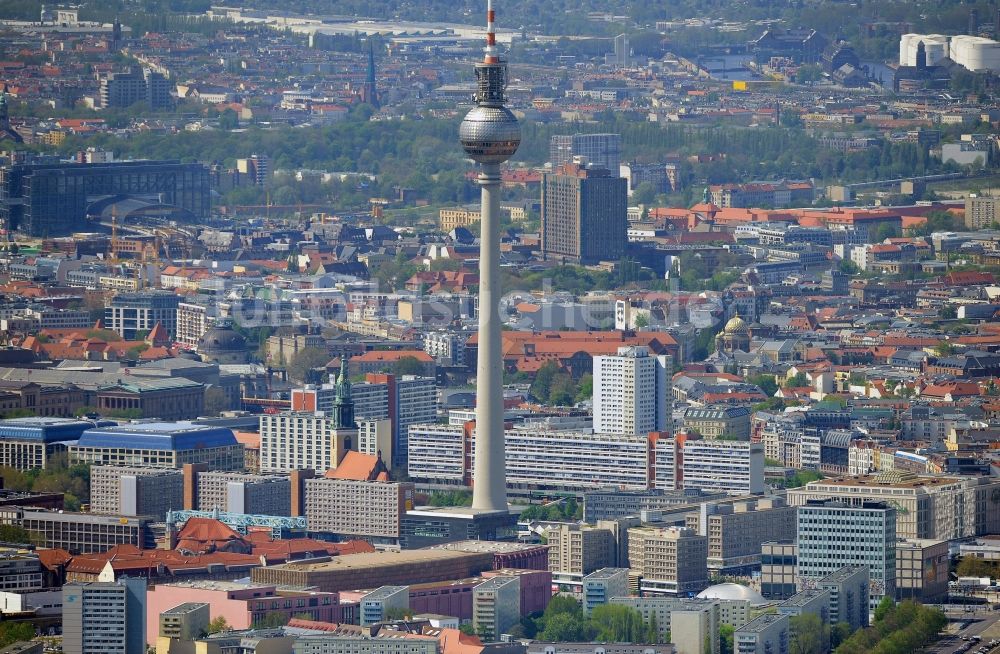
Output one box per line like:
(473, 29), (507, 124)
(526, 596), (663, 644)
(0, 452), (90, 511)
(520, 498), (581, 522)
(530, 362), (591, 406)
(427, 490), (473, 507)
(835, 599), (946, 654)
(40, 114), (964, 219)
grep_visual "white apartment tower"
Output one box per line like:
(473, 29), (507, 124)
(259, 412), (354, 475)
(593, 346), (670, 436)
(62, 578), (147, 654)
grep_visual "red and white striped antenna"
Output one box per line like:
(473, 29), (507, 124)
(485, 0), (498, 63)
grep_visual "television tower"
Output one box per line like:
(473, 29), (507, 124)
(459, 0), (520, 512)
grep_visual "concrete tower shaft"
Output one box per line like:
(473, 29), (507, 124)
(459, 0), (519, 513)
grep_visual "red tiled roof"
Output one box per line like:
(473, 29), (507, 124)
(37, 548), (72, 571)
(174, 517), (246, 552)
(326, 451), (383, 481)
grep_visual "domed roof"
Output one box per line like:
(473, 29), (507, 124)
(724, 315), (749, 335)
(198, 324), (247, 353)
(696, 583), (768, 605)
(459, 105), (521, 164)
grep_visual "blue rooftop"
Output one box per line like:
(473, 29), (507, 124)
(0, 417), (116, 444)
(76, 422), (237, 451)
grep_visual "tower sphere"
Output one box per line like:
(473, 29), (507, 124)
(459, 105), (521, 165)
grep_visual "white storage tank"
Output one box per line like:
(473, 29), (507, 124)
(950, 35), (1000, 72)
(922, 34), (950, 66)
(899, 34), (918, 66)
(900, 34), (950, 66)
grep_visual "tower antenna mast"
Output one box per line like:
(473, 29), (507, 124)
(459, 0), (520, 512)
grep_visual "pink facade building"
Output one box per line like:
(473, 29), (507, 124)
(482, 568), (552, 615)
(146, 580), (340, 644)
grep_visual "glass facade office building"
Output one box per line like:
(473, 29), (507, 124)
(0, 160), (210, 236)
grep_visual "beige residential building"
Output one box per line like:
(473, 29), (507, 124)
(259, 412), (354, 475)
(304, 478), (414, 543)
(547, 523), (618, 588)
(194, 471), (291, 515)
(786, 471), (1000, 540)
(760, 541), (798, 600)
(472, 575), (520, 641)
(439, 208), (481, 232)
(895, 538), (949, 602)
(90, 465), (183, 517)
(176, 302), (211, 349)
(965, 194), (1000, 229)
(609, 597), (720, 654)
(735, 613), (788, 654)
(672, 606), (721, 654)
(627, 526), (708, 595)
(682, 406), (752, 441)
(685, 498), (796, 574)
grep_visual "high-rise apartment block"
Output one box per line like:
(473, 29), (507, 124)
(194, 471), (291, 515)
(236, 154), (268, 186)
(358, 418), (393, 464)
(292, 374), (436, 470)
(895, 538), (949, 602)
(627, 526), (709, 595)
(965, 194), (1000, 229)
(583, 568), (631, 614)
(547, 523), (619, 588)
(685, 498), (796, 574)
(760, 541), (798, 600)
(681, 440), (765, 496)
(503, 427), (649, 492)
(100, 68), (171, 109)
(620, 161), (672, 195)
(62, 578), (147, 654)
(612, 34), (630, 68)
(652, 434), (684, 491)
(389, 376), (438, 469)
(159, 602), (209, 642)
(407, 423), (650, 493)
(104, 292), (179, 340)
(541, 163), (627, 264)
(176, 302), (213, 348)
(259, 412), (352, 475)
(360, 585), (409, 626)
(407, 423), (466, 484)
(304, 477), (415, 544)
(473, 575), (520, 640)
(797, 500), (896, 603)
(735, 613), (788, 654)
(549, 133), (622, 171)
(817, 566), (869, 632)
(90, 466), (183, 517)
(593, 346), (670, 436)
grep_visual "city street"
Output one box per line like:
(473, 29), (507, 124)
(926, 610), (1000, 654)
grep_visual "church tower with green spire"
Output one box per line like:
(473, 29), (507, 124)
(332, 358), (356, 429)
